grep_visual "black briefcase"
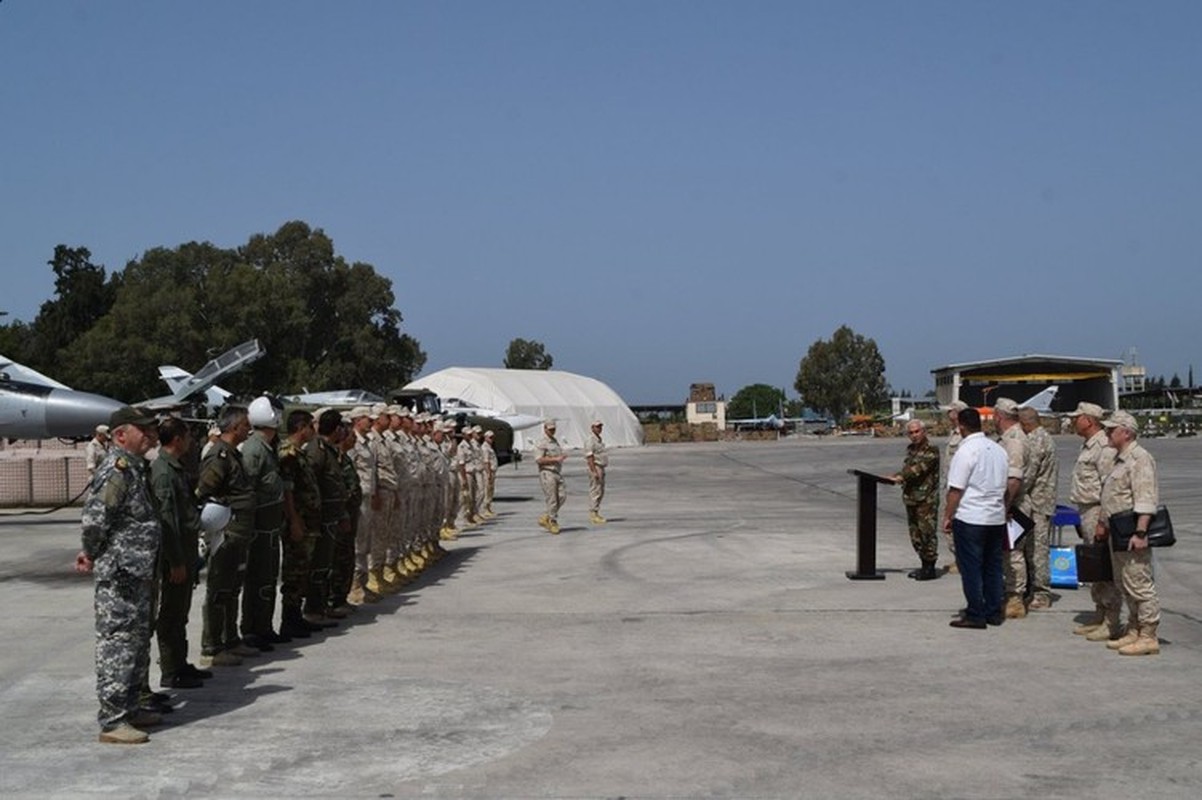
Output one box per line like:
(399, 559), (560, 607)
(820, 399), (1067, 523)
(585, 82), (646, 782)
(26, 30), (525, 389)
(1109, 506), (1176, 551)
(1075, 542), (1114, 583)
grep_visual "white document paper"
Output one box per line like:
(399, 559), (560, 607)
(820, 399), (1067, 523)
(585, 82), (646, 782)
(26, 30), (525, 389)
(1007, 518), (1026, 548)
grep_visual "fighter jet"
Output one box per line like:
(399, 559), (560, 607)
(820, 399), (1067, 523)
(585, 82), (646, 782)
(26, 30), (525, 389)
(141, 339), (265, 413)
(0, 357), (126, 440)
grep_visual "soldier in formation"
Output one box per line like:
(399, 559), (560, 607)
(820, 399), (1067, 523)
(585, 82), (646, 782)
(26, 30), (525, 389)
(76, 406), (163, 744)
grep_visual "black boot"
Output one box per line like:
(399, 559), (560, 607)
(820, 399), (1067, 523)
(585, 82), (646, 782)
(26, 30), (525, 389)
(914, 561), (940, 581)
(279, 607), (312, 639)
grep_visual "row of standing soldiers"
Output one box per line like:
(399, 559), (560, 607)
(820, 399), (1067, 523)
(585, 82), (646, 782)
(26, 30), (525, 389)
(79, 399), (499, 743)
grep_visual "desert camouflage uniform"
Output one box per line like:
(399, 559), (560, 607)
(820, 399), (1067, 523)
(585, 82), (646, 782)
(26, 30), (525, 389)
(442, 435), (461, 530)
(369, 429), (397, 570)
(82, 448), (160, 729)
(1102, 443), (1160, 627)
(350, 429), (378, 580)
(535, 432), (566, 524)
(1023, 424), (1059, 604)
(898, 438), (940, 565)
(940, 427), (963, 559)
(150, 448), (200, 683)
(999, 424), (1032, 599)
(584, 430), (608, 516)
(482, 437), (498, 515)
(1071, 429), (1120, 613)
(455, 434), (478, 524)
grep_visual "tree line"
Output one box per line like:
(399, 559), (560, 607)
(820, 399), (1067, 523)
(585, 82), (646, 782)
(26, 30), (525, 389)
(0, 221), (426, 402)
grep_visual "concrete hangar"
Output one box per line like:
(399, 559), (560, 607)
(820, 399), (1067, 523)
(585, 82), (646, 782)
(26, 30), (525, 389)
(932, 354), (1123, 412)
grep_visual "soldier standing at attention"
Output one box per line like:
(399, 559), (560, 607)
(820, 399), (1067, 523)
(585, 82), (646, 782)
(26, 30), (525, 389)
(150, 417), (207, 690)
(196, 406), (259, 667)
(535, 420), (567, 534)
(584, 420), (609, 525)
(1018, 406), (1059, 610)
(940, 400), (968, 573)
(75, 406), (162, 744)
(303, 408), (348, 626)
(332, 418), (363, 613)
(1067, 403), (1122, 640)
(481, 429), (499, 519)
(1098, 411), (1162, 656)
(239, 397), (287, 649)
(278, 409), (321, 639)
(994, 398), (1032, 620)
(346, 407), (381, 604)
(84, 424), (111, 486)
(890, 419), (940, 580)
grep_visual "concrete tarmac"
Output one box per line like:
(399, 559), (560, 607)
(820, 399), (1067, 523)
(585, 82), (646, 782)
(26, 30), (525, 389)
(1, 435), (1200, 799)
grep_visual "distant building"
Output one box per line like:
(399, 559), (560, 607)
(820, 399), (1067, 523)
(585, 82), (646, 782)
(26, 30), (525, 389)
(685, 382), (726, 428)
(931, 354), (1122, 412)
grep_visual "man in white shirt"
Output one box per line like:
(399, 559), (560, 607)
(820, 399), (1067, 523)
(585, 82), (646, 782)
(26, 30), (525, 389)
(941, 407), (1009, 629)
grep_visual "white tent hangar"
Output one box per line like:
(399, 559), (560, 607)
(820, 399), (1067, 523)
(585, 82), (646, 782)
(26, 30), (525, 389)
(405, 367), (644, 451)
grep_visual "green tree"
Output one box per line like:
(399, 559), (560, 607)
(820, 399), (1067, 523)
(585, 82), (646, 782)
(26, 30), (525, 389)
(23, 245), (121, 373)
(58, 221), (425, 401)
(504, 338), (553, 370)
(794, 325), (889, 422)
(728, 383), (786, 420)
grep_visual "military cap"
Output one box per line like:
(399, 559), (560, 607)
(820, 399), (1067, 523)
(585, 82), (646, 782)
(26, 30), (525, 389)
(1102, 410), (1139, 432)
(369, 403), (388, 418)
(1067, 402), (1105, 420)
(942, 400), (969, 413)
(110, 405), (157, 428)
(993, 397), (1020, 416)
(349, 406), (371, 419)
(484, 429), (495, 438)
(591, 419), (604, 427)
(95, 424), (110, 435)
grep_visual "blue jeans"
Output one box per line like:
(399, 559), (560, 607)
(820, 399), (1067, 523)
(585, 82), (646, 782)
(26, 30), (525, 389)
(953, 519), (1005, 623)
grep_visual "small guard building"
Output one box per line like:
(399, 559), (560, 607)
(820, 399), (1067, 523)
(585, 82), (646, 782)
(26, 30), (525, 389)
(932, 354), (1123, 412)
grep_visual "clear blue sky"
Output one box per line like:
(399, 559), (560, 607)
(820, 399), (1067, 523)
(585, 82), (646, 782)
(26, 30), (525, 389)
(2, 1), (1199, 404)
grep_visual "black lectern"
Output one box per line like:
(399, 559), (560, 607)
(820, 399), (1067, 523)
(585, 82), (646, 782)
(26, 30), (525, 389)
(846, 469), (894, 580)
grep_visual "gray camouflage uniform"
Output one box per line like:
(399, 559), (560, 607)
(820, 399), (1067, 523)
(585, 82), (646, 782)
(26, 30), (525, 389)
(81, 448), (161, 730)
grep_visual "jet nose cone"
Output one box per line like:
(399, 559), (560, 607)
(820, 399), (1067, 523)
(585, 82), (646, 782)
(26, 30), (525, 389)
(44, 390), (128, 439)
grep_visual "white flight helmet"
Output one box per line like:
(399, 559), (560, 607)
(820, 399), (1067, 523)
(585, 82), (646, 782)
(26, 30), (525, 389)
(199, 501), (232, 533)
(247, 396), (280, 428)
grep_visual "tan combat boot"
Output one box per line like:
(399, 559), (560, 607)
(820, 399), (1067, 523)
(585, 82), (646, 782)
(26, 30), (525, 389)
(1106, 625), (1141, 650)
(1004, 596), (1027, 619)
(1073, 608), (1105, 635)
(590, 512), (607, 525)
(537, 515), (550, 531)
(1118, 623), (1160, 656)
(347, 574), (367, 606)
(548, 520), (561, 535)
(365, 567), (385, 597)
(99, 722), (150, 745)
(1084, 609), (1121, 641)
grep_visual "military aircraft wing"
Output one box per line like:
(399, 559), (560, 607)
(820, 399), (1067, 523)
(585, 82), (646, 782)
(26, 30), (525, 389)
(142, 339), (264, 410)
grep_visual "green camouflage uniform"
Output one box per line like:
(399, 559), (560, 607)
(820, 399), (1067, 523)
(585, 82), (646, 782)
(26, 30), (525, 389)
(196, 440), (256, 655)
(81, 448), (161, 730)
(898, 439), (940, 565)
(278, 437), (321, 614)
(150, 449), (200, 682)
(305, 436), (347, 614)
(332, 448), (362, 606)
